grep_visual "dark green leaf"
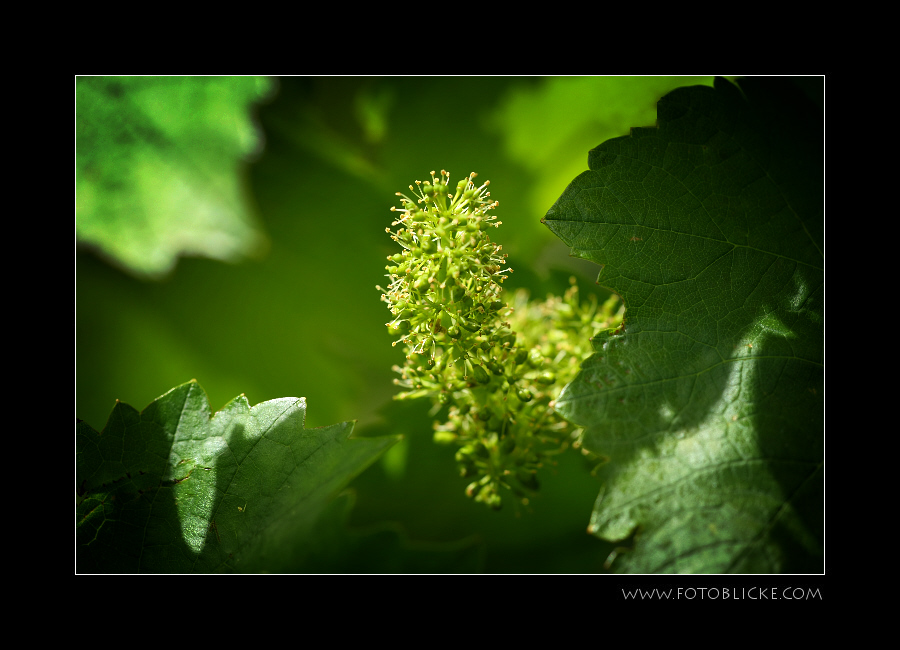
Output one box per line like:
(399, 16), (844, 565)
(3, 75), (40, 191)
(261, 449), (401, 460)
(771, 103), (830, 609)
(76, 380), (396, 573)
(543, 77), (823, 573)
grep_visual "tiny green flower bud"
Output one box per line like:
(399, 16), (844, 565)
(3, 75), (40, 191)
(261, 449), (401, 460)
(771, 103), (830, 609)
(460, 318), (480, 332)
(388, 322), (409, 336)
(472, 364), (490, 384)
(483, 489), (502, 510)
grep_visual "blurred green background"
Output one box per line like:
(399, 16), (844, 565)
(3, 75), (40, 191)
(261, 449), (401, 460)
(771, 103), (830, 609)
(75, 75), (719, 572)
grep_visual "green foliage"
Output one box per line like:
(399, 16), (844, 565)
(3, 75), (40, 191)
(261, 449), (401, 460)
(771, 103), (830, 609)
(543, 77), (823, 572)
(490, 75), (720, 255)
(76, 76), (273, 278)
(76, 380), (396, 572)
(75, 75), (715, 455)
(77, 75), (821, 574)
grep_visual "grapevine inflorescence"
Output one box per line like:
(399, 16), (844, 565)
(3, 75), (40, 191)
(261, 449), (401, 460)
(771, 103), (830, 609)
(377, 170), (622, 509)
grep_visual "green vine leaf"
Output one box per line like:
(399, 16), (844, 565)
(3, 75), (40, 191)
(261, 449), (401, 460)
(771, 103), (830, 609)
(543, 77), (823, 573)
(76, 76), (274, 279)
(76, 380), (397, 573)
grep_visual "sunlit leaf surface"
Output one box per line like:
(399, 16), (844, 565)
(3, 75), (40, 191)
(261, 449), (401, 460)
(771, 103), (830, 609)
(76, 380), (396, 572)
(76, 76), (273, 278)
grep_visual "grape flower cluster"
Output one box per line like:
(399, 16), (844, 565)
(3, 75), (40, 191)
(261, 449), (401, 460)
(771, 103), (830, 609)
(377, 171), (622, 509)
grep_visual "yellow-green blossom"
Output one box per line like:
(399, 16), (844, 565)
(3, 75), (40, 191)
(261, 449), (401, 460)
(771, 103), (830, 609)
(378, 171), (622, 508)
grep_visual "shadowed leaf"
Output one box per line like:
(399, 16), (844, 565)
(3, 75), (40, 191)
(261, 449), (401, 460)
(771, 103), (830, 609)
(543, 77), (823, 573)
(76, 380), (396, 572)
